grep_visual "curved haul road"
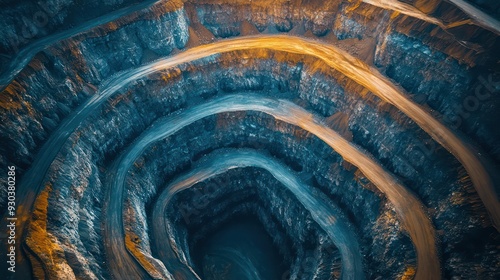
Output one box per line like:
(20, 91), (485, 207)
(105, 94), (434, 279)
(148, 150), (363, 280)
(3, 0), (493, 91)
(0, 0), (163, 90)
(448, 0), (500, 36)
(361, 0), (500, 35)
(5, 34), (498, 279)
(147, 35), (500, 233)
(361, 0), (445, 28)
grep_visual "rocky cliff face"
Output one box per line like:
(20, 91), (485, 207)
(0, 0), (499, 280)
(0, 0), (154, 55)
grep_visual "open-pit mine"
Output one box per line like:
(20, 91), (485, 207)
(1, 0), (499, 279)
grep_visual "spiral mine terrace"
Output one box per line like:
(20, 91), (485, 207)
(150, 149), (363, 279)
(1, 0), (499, 280)
(111, 99), (369, 279)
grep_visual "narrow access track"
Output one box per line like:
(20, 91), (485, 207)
(0, 0), (163, 90)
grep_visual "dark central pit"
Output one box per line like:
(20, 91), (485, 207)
(193, 215), (286, 280)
